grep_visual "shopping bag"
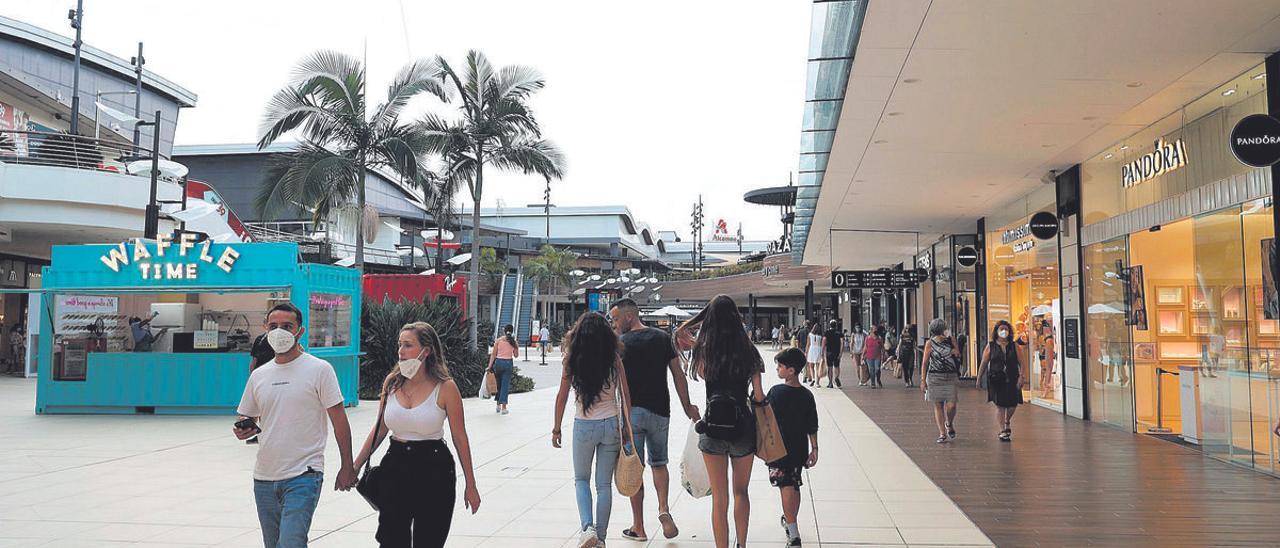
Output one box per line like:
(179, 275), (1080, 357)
(754, 403), (787, 464)
(679, 427), (712, 498)
(478, 370), (493, 399)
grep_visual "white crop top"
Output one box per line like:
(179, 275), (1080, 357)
(384, 383), (447, 441)
(576, 380), (619, 420)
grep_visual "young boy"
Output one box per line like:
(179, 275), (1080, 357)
(768, 347), (820, 546)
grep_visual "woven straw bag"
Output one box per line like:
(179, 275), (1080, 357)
(614, 386), (644, 497)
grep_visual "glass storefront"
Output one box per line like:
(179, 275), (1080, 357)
(984, 186), (1063, 409)
(1080, 63), (1280, 475)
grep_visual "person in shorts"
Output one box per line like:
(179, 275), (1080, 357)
(767, 348), (819, 547)
(609, 298), (700, 541)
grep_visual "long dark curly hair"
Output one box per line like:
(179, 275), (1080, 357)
(685, 294), (763, 384)
(562, 312), (620, 413)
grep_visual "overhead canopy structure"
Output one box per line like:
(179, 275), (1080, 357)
(743, 185), (797, 207)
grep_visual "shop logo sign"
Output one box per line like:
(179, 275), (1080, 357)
(1230, 114), (1280, 168)
(1121, 138), (1188, 188)
(98, 232), (241, 280)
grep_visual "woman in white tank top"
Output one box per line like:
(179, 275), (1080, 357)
(354, 322), (482, 547)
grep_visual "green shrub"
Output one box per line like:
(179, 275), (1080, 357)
(360, 298), (533, 399)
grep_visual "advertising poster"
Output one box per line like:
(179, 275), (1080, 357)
(0, 100), (31, 156)
(1124, 265), (1148, 330)
(1263, 239), (1278, 320)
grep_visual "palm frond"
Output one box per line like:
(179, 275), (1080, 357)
(258, 87), (347, 148)
(374, 58), (451, 124)
(290, 50), (364, 118)
(463, 50), (496, 110)
(255, 143), (358, 221)
(493, 64), (545, 101)
(487, 138), (566, 181)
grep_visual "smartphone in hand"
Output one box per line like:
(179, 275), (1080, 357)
(235, 417), (261, 433)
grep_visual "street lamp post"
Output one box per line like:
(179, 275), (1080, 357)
(130, 42), (145, 146)
(67, 0), (85, 134)
(135, 110), (162, 239)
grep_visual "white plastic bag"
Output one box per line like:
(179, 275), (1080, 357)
(478, 369), (492, 399)
(680, 427), (712, 498)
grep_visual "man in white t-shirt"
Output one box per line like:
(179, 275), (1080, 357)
(539, 324), (552, 357)
(233, 303), (356, 548)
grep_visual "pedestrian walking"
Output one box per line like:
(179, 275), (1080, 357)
(607, 298), (700, 541)
(792, 322), (807, 350)
(804, 320), (823, 386)
(768, 348), (819, 547)
(540, 323), (553, 359)
(821, 320), (844, 388)
(353, 322), (481, 547)
(486, 324), (518, 415)
(771, 326), (781, 350)
(552, 312), (635, 548)
(233, 303), (357, 548)
(675, 295), (766, 548)
(920, 318), (962, 444)
(863, 327), (884, 388)
(851, 325), (867, 386)
(975, 320), (1022, 441)
(898, 324), (917, 387)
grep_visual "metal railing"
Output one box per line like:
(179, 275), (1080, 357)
(245, 222), (414, 266)
(0, 129), (163, 174)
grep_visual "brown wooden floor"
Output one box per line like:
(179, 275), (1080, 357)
(839, 379), (1280, 547)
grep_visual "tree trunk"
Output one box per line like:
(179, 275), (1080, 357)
(468, 157), (483, 350)
(356, 164), (366, 272)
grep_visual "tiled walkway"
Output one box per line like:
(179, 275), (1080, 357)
(0, 348), (990, 547)
(840, 374), (1280, 546)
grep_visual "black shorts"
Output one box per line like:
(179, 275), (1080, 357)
(826, 351), (841, 366)
(768, 465), (804, 488)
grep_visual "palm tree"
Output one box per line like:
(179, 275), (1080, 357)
(257, 50), (448, 270)
(524, 245), (579, 325)
(420, 50), (566, 348)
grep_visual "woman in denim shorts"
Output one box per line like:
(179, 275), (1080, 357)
(675, 295), (765, 548)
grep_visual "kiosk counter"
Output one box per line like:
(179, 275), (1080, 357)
(33, 238), (361, 415)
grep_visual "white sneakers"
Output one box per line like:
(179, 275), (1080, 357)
(579, 525), (599, 548)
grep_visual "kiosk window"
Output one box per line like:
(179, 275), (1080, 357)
(309, 293), (351, 348)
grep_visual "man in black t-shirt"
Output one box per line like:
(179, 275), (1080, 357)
(821, 320), (845, 388)
(768, 347), (819, 547)
(609, 298), (700, 541)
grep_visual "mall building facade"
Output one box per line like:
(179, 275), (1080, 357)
(900, 59), (1280, 476)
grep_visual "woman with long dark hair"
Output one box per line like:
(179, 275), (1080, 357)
(552, 312), (634, 548)
(675, 295), (765, 548)
(486, 324), (518, 414)
(353, 322), (481, 547)
(976, 320), (1022, 441)
(898, 324), (918, 387)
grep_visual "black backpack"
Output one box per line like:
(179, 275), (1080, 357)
(701, 393), (746, 440)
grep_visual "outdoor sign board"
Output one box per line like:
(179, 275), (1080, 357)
(1029, 211), (1059, 240)
(1230, 114), (1280, 167)
(831, 269), (928, 289)
(956, 246), (979, 267)
(1063, 318), (1079, 359)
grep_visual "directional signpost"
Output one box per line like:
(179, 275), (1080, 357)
(830, 269), (929, 289)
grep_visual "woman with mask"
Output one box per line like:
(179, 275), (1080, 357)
(354, 322), (481, 547)
(675, 295), (766, 548)
(898, 324), (917, 387)
(976, 320), (1022, 441)
(486, 324), (519, 415)
(552, 312), (634, 548)
(920, 318), (961, 444)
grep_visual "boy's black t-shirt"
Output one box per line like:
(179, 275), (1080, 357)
(766, 383), (819, 469)
(621, 327), (680, 417)
(823, 328), (843, 354)
(250, 333), (275, 369)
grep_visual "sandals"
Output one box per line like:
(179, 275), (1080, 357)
(621, 528), (647, 542)
(936, 435), (948, 444)
(658, 512), (678, 539)
(947, 423), (956, 439)
(999, 429), (1011, 442)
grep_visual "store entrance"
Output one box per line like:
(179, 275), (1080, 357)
(1008, 272), (1062, 409)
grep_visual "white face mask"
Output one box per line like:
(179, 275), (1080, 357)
(397, 350), (426, 379)
(266, 327), (297, 354)
(998, 329), (1009, 339)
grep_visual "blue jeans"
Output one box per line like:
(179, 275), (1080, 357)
(573, 416), (620, 540)
(253, 470), (323, 548)
(493, 358), (514, 404)
(866, 358), (882, 385)
(630, 406), (670, 467)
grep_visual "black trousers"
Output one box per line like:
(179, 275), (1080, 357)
(375, 439), (457, 548)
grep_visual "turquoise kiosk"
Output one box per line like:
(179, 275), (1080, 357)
(34, 236), (361, 414)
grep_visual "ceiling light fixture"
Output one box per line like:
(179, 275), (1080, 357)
(887, 112), (903, 116)
(902, 78), (920, 84)
(1254, 73), (1266, 81)
(1222, 88), (1237, 96)
(1119, 145), (1130, 151)
(1126, 82), (1143, 88)
(873, 139), (888, 144)
(1104, 153), (1114, 159)
(1082, 116), (1097, 121)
